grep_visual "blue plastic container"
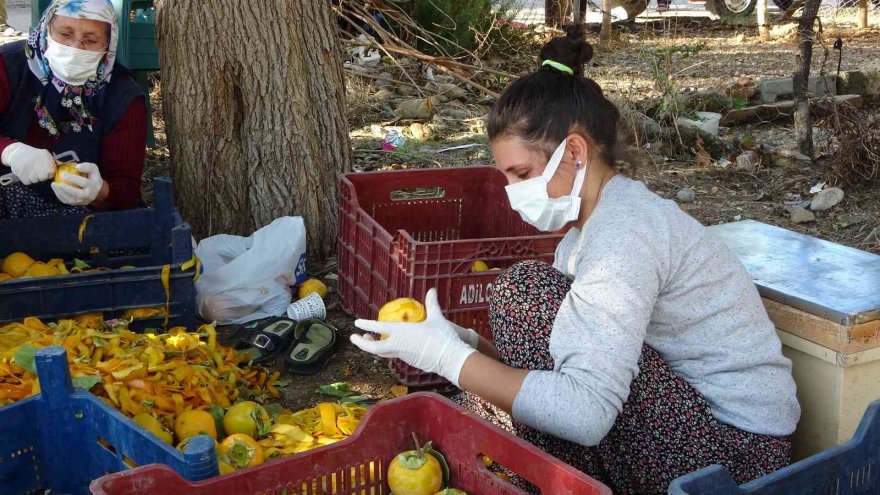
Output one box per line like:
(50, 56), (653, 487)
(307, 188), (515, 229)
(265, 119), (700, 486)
(669, 399), (880, 494)
(0, 177), (197, 330)
(0, 346), (218, 495)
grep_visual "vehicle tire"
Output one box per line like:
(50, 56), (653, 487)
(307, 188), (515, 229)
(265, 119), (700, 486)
(622, 0), (649, 18)
(608, 0), (648, 19)
(705, 0), (757, 18)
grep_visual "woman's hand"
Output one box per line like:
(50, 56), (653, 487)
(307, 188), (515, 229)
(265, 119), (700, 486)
(52, 162), (107, 206)
(350, 288), (477, 387)
(1, 143), (56, 185)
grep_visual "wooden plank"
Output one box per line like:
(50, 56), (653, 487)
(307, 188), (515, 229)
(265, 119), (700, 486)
(764, 298), (848, 350)
(722, 95), (863, 126)
(851, 319), (880, 344)
(763, 298), (880, 354)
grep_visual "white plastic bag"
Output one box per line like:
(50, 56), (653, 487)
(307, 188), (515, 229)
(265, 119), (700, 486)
(195, 217), (308, 325)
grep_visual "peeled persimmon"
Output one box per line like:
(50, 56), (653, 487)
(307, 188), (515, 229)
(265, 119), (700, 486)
(2, 252), (35, 277)
(54, 163), (87, 188)
(378, 298), (427, 323)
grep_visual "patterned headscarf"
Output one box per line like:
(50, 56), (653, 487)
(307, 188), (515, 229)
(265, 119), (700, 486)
(24, 0), (118, 136)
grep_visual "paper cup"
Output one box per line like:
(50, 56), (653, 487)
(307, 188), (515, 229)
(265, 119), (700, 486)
(287, 292), (326, 321)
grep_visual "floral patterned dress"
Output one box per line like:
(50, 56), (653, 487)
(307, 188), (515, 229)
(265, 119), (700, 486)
(453, 260), (791, 495)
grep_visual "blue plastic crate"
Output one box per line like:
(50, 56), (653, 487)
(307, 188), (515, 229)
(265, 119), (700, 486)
(0, 346), (218, 495)
(0, 177), (197, 330)
(668, 400), (880, 494)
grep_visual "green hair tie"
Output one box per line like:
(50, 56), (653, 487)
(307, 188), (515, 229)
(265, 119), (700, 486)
(542, 60), (574, 76)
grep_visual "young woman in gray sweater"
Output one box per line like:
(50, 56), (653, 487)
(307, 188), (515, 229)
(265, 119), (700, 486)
(350, 30), (800, 495)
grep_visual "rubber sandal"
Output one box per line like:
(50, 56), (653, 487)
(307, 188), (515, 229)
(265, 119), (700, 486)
(234, 318), (296, 365)
(285, 319), (338, 375)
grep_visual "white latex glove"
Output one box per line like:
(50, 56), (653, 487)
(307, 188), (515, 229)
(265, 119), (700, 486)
(1, 142), (56, 185)
(51, 162), (103, 206)
(351, 288), (477, 387)
(449, 320), (481, 350)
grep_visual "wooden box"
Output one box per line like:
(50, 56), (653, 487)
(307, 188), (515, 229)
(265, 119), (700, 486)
(709, 220), (880, 460)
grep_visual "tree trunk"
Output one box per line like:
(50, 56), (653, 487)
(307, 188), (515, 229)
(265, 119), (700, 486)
(573, 0), (585, 23)
(858, 0), (868, 29)
(792, 0), (821, 160)
(154, 1), (351, 263)
(600, 0), (613, 47)
(757, 0), (770, 41)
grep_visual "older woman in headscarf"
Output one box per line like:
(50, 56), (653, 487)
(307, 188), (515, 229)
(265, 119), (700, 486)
(0, 0), (146, 218)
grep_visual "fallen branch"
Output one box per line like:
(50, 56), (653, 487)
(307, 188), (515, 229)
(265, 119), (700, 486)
(348, 41), (501, 98)
(334, 1), (506, 99)
(782, 0), (805, 20)
(432, 64), (500, 99)
(344, 69), (420, 89)
(333, 4), (425, 97)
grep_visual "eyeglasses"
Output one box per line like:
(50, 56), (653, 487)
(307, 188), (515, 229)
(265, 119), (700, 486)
(50, 29), (108, 52)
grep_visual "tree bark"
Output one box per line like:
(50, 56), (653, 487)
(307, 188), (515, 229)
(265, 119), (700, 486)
(757, 0), (770, 41)
(154, 1), (351, 263)
(793, 0), (821, 160)
(600, 0), (613, 47)
(572, 0), (584, 23)
(858, 0), (868, 29)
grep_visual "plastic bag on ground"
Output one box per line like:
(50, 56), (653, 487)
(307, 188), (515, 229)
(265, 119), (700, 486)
(195, 217), (307, 325)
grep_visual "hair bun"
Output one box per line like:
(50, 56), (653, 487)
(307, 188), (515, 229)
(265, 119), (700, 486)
(539, 24), (593, 78)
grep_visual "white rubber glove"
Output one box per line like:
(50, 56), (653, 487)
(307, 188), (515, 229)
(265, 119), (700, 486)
(449, 320), (481, 350)
(351, 288), (477, 387)
(51, 162), (103, 206)
(1, 142), (56, 185)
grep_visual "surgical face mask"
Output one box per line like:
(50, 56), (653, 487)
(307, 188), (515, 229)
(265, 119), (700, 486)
(504, 140), (587, 232)
(44, 35), (105, 86)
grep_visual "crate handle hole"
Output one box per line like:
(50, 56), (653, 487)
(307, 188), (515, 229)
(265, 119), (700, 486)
(108, 247), (151, 259)
(390, 187), (446, 201)
(477, 453), (540, 493)
(97, 437), (116, 455)
(122, 455), (139, 469)
(8, 445), (35, 459)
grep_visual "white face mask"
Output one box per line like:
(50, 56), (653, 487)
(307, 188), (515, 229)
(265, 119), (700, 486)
(504, 140), (587, 232)
(44, 35), (105, 86)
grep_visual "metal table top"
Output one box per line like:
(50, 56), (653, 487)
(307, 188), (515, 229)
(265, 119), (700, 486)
(708, 220), (880, 326)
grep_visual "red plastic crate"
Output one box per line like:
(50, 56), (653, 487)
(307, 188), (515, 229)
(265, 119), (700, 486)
(90, 392), (611, 495)
(388, 356), (450, 389)
(338, 166), (564, 386)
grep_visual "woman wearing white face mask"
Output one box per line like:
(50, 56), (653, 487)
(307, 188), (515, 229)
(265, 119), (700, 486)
(0, 0), (146, 218)
(350, 28), (800, 495)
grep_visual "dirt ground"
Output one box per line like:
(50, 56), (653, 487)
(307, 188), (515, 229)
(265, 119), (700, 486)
(143, 16), (880, 411)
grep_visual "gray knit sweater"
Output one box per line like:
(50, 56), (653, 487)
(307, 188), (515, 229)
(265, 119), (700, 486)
(511, 175), (800, 446)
